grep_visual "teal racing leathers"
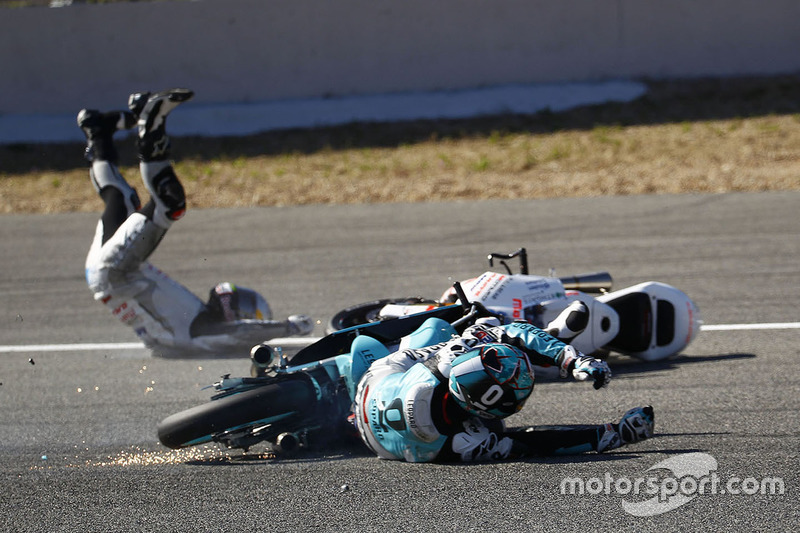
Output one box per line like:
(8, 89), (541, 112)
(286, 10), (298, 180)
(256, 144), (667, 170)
(353, 319), (617, 462)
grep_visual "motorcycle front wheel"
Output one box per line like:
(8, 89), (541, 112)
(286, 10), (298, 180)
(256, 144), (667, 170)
(157, 377), (315, 449)
(325, 297), (440, 333)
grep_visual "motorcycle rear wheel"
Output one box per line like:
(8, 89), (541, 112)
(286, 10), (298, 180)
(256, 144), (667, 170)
(325, 297), (439, 333)
(157, 378), (315, 449)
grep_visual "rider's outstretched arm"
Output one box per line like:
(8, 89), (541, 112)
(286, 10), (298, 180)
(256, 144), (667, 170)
(497, 321), (566, 366)
(498, 322), (611, 389)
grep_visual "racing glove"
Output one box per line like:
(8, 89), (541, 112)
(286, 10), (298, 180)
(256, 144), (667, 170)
(450, 419), (514, 462)
(558, 345), (611, 389)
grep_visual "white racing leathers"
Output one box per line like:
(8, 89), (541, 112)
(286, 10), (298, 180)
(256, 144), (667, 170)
(85, 212), (296, 357)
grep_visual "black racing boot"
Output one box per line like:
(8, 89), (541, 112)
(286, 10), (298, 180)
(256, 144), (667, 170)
(597, 406), (655, 453)
(76, 109), (136, 163)
(131, 88), (194, 162)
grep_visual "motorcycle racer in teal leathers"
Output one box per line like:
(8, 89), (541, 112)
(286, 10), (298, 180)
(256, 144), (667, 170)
(354, 317), (653, 462)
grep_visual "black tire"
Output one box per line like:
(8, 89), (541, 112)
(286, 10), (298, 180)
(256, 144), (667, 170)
(157, 378), (315, 449)
(325, 297), (440, 333)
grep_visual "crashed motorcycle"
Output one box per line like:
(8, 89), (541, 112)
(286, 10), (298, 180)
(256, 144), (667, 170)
(326, 248), (701, 362)
(157, 287), (493, 453)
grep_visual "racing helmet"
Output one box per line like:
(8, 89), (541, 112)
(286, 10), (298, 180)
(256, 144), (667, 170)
(208, 282), (272, 322)
(448, 343), (534, 419)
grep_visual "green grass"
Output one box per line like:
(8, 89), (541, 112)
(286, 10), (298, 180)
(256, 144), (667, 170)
(3, 75), (800, 214)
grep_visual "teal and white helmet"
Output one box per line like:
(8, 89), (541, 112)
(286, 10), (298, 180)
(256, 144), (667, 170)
(448, 343), (535, 419)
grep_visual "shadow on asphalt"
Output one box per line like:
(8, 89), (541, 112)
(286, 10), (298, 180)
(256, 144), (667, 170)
(180, 432), (734, 467)
(607, 352), (757, 378)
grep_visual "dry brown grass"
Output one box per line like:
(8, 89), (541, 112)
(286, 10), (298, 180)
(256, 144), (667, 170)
(2, 76), (800, 214)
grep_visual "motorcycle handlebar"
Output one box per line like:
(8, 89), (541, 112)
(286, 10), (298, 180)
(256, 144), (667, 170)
(486, 249), (611, 294)
(488, 248), (529, 275)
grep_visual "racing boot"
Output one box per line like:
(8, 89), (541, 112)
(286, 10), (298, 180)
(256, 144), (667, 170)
(77, 109), (141, 211)
(597, 406), (655, 453)
(133, 89), (194, 227)
(545, 300), (589, 343)
(126, 91), (150, 120)
(77, 108), (137, 163)
(618, 405), (655, 444)
(131, 88), (194, 162)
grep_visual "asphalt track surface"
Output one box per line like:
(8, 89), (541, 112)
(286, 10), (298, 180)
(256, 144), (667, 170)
(1, 191), (798, 531)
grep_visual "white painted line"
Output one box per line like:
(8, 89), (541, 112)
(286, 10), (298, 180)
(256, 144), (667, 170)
(0, 337), (322, 354)
(700, 322), (800, 331)
(1, 323), (798, 354)
(0, 342), (146, 353)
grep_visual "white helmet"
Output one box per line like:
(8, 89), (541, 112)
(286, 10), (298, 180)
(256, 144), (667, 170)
(208, 282), (272, 321)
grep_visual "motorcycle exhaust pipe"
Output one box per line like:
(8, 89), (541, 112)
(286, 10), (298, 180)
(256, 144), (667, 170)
(250, 343), (275, 377)
(275, 432), (299, 454)
(558, 272), (613, 293)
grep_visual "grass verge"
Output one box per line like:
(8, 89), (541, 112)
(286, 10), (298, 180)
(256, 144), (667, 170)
(2, 75), (799, 214)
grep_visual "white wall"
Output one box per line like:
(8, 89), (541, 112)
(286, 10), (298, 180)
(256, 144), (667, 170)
(1, 0), (798, 117)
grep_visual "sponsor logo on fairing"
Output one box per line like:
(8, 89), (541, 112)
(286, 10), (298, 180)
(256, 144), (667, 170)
(524, 280), (552, 292)
(470, 273), (506, 298)
(488, 278), (510, 300)
(512, 298), (523, 320)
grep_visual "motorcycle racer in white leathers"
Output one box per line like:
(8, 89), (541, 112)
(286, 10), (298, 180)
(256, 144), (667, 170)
(79, 89), (313, 358)
(354, 316), (654, 462)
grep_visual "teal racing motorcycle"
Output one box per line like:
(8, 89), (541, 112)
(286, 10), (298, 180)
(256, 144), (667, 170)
(157, 286), (481, 453)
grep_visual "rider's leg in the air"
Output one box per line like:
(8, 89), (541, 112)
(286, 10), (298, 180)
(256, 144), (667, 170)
(98, 88), (196, 271)
(82, 89), (194, 283)
(128, 88), (194, 229)
(81, 90), (207, 355)
(77, 108), (140, 243)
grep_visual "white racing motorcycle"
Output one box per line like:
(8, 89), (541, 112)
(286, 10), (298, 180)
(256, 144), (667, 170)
(327, 248), (701, 362)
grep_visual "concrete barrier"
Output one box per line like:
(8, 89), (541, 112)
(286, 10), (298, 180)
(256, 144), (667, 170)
(1, 0), (798, 141)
